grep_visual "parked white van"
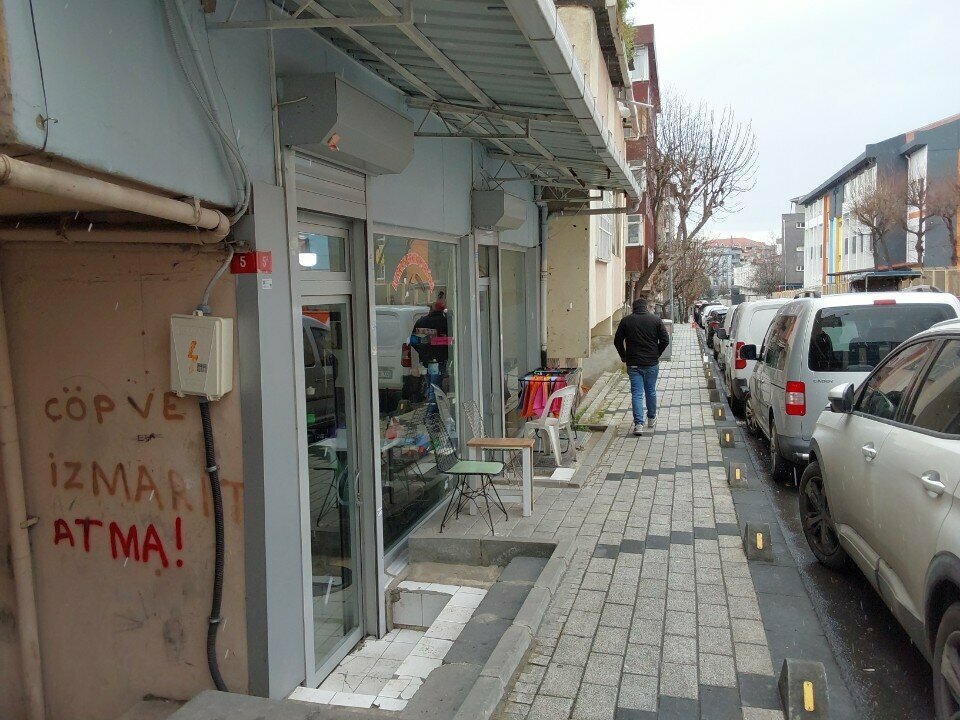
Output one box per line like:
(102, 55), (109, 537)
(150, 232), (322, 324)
(716, 298), (790, 415)
(375, 305), (429, 413)
(742, 292), (960, 481)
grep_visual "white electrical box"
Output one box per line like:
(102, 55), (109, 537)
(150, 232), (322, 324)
(170, 314), (234, 401)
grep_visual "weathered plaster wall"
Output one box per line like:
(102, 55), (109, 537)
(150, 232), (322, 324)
(547, 216), (590, 359)
(556, 6), (625, 152)
(0, 244), (247, 720)
(0, 446), (23, 719)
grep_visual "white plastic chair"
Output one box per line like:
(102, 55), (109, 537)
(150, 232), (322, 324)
(523, 385), (577, 465)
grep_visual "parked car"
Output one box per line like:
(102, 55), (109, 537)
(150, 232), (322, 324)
(704, 307), (728, 350)
(715, 305), (738, 365)
(303, 315), (338, 442)
(742, 292), (960, 481)
(801, 319), (960, 719)
(716, 299), (790, 415)
(697, 302), (723, 329)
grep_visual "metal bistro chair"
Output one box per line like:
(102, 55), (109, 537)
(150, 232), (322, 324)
(430, 383), (457, 438)
(522, 385), (578, 466)
(426, 415), (508, 534)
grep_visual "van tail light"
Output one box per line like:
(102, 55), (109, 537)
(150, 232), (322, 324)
(785, 381), (806, 416)
(401, 343), (411, 368)
(709, 320), (719, 329)
(873, 299), (896, 306)
(735, 342), (746, 370)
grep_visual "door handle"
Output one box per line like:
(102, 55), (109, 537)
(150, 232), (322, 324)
(922, 471), (946, 497)
(861, 443), (878, 460)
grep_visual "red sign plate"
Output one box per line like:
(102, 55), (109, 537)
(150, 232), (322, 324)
(230, 251), (272, 274)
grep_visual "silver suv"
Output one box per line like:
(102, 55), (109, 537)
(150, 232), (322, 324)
(741, 292), (960, 481)
(802, 319), (960, 719)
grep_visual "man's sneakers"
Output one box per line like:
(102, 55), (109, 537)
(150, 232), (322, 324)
(632, 418), (657, 436)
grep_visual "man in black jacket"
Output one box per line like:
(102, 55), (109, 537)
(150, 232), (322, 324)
(614, 298), (670, 436)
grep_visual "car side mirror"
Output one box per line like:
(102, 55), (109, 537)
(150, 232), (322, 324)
(828, 383), (855, 414)
(716, 328), (728, 340)
(739, 344), (757, 361)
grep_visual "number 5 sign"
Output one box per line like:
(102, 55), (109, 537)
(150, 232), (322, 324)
(230, 251), (273, 274)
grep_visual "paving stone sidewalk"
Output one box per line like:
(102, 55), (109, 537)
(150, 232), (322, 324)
(432, 325), (783, 720)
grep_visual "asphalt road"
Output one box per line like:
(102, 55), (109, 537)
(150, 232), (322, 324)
(719, 366), (936, 719)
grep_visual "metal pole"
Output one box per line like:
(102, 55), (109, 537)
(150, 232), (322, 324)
(667, 258), (675, 322)
(0, 273), (46, 720)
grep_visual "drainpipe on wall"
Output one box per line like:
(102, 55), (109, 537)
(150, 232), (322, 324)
(536, 188), (549, 367)
(0, 273), (46, 720)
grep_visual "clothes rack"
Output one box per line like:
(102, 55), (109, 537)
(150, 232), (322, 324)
(517, 367), (581, 420)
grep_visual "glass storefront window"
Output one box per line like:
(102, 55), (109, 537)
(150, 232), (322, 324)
(373, 235), (458, 551)
(501, 249), (533, 435)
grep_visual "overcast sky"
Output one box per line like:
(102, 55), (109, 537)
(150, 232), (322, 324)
(628, 0), (960, 242)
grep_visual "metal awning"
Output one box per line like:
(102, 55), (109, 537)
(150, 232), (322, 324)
(243, 0), (639, 197)
(828, 268), (923, 279)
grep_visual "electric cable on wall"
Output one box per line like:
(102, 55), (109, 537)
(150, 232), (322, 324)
(194, 246), (235, 693)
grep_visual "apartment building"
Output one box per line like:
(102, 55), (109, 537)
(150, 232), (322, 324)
(798, 113), (960, 289)
(0, 2), (638, 718)
(624, 24), (662, 302)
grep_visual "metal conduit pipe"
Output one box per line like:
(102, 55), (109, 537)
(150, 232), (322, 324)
(0, 272), (46, 720)
(536, 188), (549, 367)
(0, 227), (224, 245)
(0, 155), (231, 239)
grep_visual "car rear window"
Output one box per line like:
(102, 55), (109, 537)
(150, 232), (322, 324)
(808, 303), (956, 372)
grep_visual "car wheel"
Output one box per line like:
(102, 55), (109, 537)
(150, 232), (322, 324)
(730, 391), (745, 418)
(769, 419), (794, 483)
(744, 396), (760, 436)
(933, 603), (960, 720)
(798, 462), (848, 569)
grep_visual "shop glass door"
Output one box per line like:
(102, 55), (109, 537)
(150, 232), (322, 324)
(301, 299), (362, 679)
(298, 214), (364, 682)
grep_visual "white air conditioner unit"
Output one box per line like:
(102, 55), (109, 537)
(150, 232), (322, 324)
(278, 74), (414, 175)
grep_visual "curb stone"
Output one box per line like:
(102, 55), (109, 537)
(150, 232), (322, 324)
(451, 538), (573, 720)
(578, 370), (617, 422)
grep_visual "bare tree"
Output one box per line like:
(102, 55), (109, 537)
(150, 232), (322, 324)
(648, 95), (756, 313)
(903, 176), (937, 264)
(653, 96), (757, 247)
(654, 232), (724, 314)
(927, 176), (960, 266)
(747, 246), (784, 297)
(849, 172), (902, 267)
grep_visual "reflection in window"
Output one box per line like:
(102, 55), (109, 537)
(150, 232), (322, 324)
(301, 304), (359, 667)
(627, 215), (643, 246)
(857, 341), (934, 421)
(908, 341), (960, 434)
(299, 232), (347, 272)
(373, 235), (458, 551)
(809, 304), (954, 372)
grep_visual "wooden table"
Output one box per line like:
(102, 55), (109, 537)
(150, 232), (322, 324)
(466, 437), (536, 517)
